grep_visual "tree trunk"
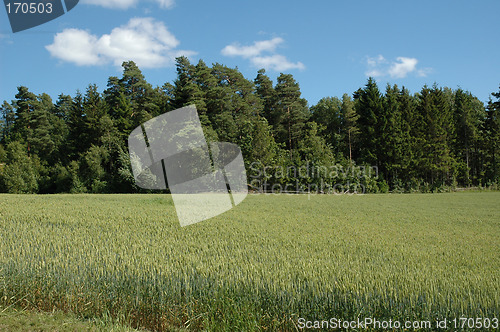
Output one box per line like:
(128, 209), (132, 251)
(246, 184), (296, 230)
(348, 128), (352, 162)
(287, 106), (292, 160)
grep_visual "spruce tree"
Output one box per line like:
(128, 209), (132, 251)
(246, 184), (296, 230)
(484, 85), (500, 184)
(353, 78), (384, 168)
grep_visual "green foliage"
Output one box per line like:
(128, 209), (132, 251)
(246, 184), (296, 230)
(273, 73), (310, 159)
(0, 101), (15, 142)
(254, 69), (275, 119)
(484, 86), (500, 185)
(353, 78), (384, 167)
(297, 121), (334, 166)
(0, 61), (497, 193)
(82, 145), (110, 193)
(310, 96), (343, 155)
(0, 144), (6, 163)
(416, 85), (456, 184)
(377, 179), (389, 193)
(0, 141), (39, 193)
(0, 306), (143, 331)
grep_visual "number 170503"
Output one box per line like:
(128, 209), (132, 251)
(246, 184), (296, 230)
(6, 2), (53, 14)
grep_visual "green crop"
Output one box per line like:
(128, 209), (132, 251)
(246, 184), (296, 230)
(0, 192), (499, 331)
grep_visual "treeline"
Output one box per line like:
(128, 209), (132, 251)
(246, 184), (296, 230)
(0, 57), (499, 194)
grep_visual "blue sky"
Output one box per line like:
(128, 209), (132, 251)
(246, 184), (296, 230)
(1, 0), (499, 107)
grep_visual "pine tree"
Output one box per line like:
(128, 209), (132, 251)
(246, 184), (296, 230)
(341, 93), (359, 162)
(254, 69), (275, 121)
(122, 61), (157, 127)
(0, 58), (497, 193)
(273, 73), (309, 160)
(0, 101), (15, 143)
(192, 59), (216, 116)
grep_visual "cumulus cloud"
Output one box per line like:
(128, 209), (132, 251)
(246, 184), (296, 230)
(365, 55), (431, 78)
(46, 17), (195, 68)
(251, 55), (305, 71)
(46, 28), (102, 66)
(154, 0), (175, 9)
(388, 57), (419, 78)
(221, 37), (305, 72)
(366, 54), (386, 68)
(81, 0), (175, 10)
(222, 37), (284, 58)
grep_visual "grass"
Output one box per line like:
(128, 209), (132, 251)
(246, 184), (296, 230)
(0, 192), (499, 331)
(0, 306), (141, 331)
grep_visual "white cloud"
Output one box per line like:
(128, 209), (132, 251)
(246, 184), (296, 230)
(81, 0), (137, 9)
(366, 54), (386, 67)
(251, 55), (305, 71)
(222, 37), (284, 58)
(416, 67), (433, 77)
(221, 37), (305, 72)
(388, 57), (418, 78)
(46, 28), (102, 66)
(154, 0), (175, 9)
(81, 0), (174, 10)
(46, 17), (195, 69)
(365, 55), (431, 78)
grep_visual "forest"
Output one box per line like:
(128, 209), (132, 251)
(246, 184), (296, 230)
(0, 57), (499, 194)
